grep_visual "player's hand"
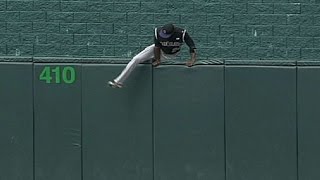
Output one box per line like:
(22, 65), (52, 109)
(186, 59), (195, 67)
(152, 60), (161, 67)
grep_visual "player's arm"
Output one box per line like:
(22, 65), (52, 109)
(153, 35), (162, 67)
(153, 46), (161, 65)
(184, 31), (197, 67)
(187, 49), (196, 67)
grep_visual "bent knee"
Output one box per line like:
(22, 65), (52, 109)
(131, 56), (146, 63)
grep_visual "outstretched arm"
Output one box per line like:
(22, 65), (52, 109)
(153, 31), (162, 67)
(184, 31), (197, 67)
(186, 50), (197, 67)
(153, 46), (161, 67)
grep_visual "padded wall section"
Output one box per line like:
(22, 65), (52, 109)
(82, 64), (153, 180)
(0, 62), (33, 180)
(153, 65), (225, 180)
(225, 65), (297, 180)
(34, 63), (82, 180)
(298, 66), (320, 180)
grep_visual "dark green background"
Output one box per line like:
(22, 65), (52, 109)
(153, 65), (225, 180)
(0, 62), (33, 180)
(1, 0), (320, 178)
(33, 63), (82, 180)
(298, 66), (320, 180)
(225, 65), (297, 180)
(82, 64), (153, 180)
(0, 59), (320, 180)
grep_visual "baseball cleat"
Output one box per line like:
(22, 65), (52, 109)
(108, 80), (123, 88)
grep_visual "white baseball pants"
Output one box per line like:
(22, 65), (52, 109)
(114, 44), (176, 85)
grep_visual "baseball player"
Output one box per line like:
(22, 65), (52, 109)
(108, 23), (197, 88)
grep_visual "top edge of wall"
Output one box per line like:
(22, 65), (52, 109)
(297, 61), (320, 66)
(0, 56), (33, 62)
(225, 60), (297, 66)
(33, 57), (131, 64)
(2, 56), (320, 66)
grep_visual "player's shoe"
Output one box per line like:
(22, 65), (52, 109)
(108, 80), (123, 88)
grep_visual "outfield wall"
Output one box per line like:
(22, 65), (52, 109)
(1, 57), (320, 180)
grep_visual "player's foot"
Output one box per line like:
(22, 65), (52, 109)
(108, 80), (123, 88)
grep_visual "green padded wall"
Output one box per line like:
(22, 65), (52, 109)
(153, 65), (225, 180)
(3, 57), (320, 180)
(0, 62), (33, 180)
(225, 65), (297, 180)
(298, 66), (320, 180)
(34, 63), (81, 180)
(82, 64), (152, 180)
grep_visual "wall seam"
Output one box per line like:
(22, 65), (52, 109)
(151, 63), (155, 180)
(296, 64), (299, 180)
(223, 64), (227, 180)
(80, 64), (84, 180)
(32, 60), (35, 180)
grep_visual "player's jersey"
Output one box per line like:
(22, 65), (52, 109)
(154, 27), (196, 54)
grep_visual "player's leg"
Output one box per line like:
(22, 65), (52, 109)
(108, 44), (155, 88)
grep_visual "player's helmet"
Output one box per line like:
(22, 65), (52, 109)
(159, 23), (175, 38)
